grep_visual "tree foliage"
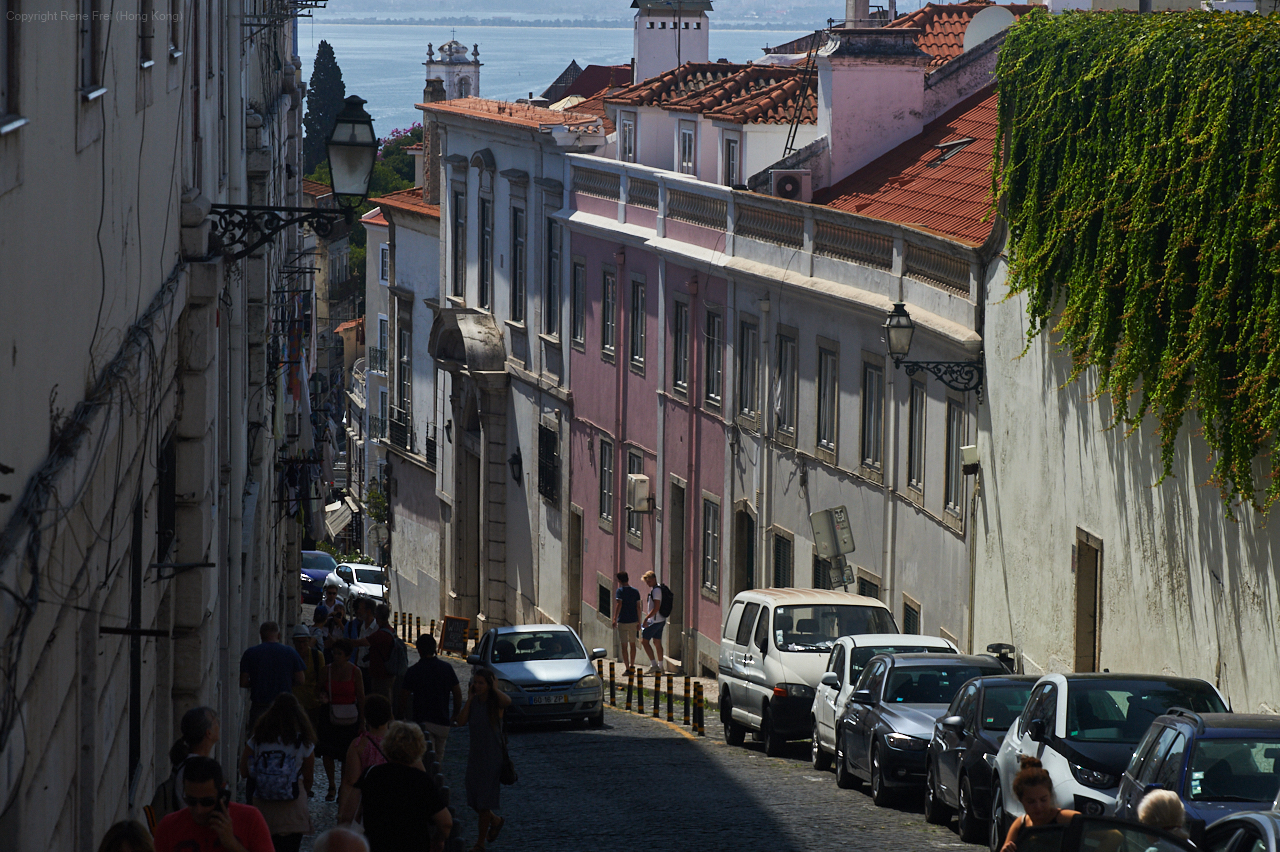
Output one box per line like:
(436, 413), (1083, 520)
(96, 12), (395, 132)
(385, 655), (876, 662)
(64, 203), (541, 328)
(995, 10), (1280, 514)
(304, 40), (347, 175)
(380, 124), (424, 186)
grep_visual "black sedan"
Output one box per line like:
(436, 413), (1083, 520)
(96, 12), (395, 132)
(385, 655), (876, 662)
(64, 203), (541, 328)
(923, 674), (1037, 842)
(834, 653), (1008, 806)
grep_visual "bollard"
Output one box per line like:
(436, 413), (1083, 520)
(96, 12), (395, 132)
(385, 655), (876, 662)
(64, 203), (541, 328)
(416, 615), (422, 638)
(393, 612), (399, 636)
(637, 673), (645, 715)
(625, 670), (634, 712)
(695, 683), (705, 736)
(609, 662), (616, 706)
(667, 674), (674, 722)
(596, 659), (603, 682)
(653, 671), (661, 718)
(430, 618), (436, 637)
(683, 676), (691, 726)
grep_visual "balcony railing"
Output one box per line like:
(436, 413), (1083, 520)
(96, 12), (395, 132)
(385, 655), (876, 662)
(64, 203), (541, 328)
(422, 423), (437, 471)
(368, 347), (388, 373)
(369, 415), (387, 439)
(388, 406), (414, 453)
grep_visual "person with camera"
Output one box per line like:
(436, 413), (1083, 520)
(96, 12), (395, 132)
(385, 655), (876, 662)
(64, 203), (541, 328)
(153, 756), (273, 852)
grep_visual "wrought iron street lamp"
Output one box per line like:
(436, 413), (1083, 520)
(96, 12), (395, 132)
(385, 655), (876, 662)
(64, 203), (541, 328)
(210, 96), (378, 260)
(883, 302), (985, 400)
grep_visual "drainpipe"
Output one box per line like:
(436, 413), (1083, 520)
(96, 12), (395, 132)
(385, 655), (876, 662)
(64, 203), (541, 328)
(758, 292), (770, 596)
(687, 271), (701, 671)
(654, 260), (667, 584)
(613, 248), (627, 596)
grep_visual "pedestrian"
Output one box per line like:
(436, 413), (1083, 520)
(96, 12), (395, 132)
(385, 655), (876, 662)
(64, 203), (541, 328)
(998, 756), (1080, 852)
(151, 706), (220, 821)
(239, 621), (306, 734)
(611, 571), (641, 674)
(355, 721), (452, 852)
(402, 634), (462, 759)
(97, 820), (154, 852)
(318, 638), (365, 801)
(315, 583), (341, 621)
(337, 694), (393, 827)
(292, 624), (326, 734)
(313, 827), (370, 852)
(639, 570), (666, 674)
(238, 692), (315, 852)
(351, 599), (377, 693)
(457, 669), (511, 852)
(153, 755), (274, 852)
(1138, 789), (1191, 840)
(344, 598), (365, 641)
(316, 603), (350, 664)
(352, 602), (397, 705)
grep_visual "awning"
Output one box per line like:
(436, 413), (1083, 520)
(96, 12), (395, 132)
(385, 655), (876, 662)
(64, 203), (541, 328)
(324, 500), (353, 538)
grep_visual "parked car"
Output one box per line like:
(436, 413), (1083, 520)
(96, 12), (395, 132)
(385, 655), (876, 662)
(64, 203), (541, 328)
(467, 625), (607, 726)
(812, 633), (959, 771)
(834, 652), (1008, 805)
(718, 588), (897, 756)
(1114, 709), (1280, 835)
(1014, 813), (1197, 852)
(989, 674), (1228, 852)
(924, 674), (1038, 841)
(301, 550), (338, 604)
(332, 562), (387, 602)
(1200, 809), (1280, 852)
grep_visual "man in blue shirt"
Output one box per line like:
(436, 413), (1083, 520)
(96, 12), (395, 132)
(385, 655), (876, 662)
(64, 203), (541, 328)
(239, 621), (305, 734)
(402, 634), (462, 759)
(611, 572), (641, 674)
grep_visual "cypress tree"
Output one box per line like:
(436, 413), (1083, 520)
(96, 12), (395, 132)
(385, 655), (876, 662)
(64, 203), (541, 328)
(303, 40), (346, 175)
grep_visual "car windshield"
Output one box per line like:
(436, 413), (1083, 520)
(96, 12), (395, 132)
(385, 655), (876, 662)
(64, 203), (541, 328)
(302, 552), (337, 573)
(490, 631), (585, 663)
(773, 605), (897, 651)
(982, 684), (1034, 731)
(1185, 738), (1280, 803)
(849, 645), (956, 683)
(355, 568), (385, 585)
(1065, 681), (1227, 743)
(886, 665), (998, 705)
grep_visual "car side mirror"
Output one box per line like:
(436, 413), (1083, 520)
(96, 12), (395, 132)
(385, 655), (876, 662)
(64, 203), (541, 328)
(1027, 718), (1048, 742)
(591, 648), (607, 660)
(852, 689), (874, 705)
(466, 654), (481, 666)
(821, 672), (840, 688)
(941, 715), (965, 732)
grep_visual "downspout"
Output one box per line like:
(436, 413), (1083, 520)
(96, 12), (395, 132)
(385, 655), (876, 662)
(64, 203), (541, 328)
(613, 248), (627, 595)
(686, 271), (700, 670)
(883, 244), (906, 628)
(654, 260), (667, 583)
(758, 292), (770, 597)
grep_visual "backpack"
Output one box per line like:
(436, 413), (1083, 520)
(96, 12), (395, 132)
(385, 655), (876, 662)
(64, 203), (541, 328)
(658, 583), (674, 618)
(250, 742), (302, 801)
(378, 626), (410, 677)
(147, 756), (191, 826)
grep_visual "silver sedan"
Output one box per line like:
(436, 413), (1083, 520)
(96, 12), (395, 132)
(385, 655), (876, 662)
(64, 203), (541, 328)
(467, 625), (607, 726)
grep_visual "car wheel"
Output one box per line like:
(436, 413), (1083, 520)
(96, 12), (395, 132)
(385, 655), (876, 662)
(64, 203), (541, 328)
(811, 721), (832, 771)
(722, 695), (746, 746)
(588, 707), (604, 728)
(870, 742), (894, 806)
(762, 709), (786, 757)
(958, 775), (984, 844)
(988, 779), (1006, 852)
(924, 759), (951, 825)
(835, 727), (857, 789)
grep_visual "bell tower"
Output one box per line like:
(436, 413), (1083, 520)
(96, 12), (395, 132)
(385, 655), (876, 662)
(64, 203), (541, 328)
(423, 36), (482, 101)
(632, 0), (712, 83)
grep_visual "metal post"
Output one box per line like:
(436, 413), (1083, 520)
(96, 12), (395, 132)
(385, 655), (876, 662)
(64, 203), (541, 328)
(667, 674), (674, 722)
(625, 670), (634, 711)
(416, 615), (421, 638)
(653, 672), (661, 718)
(683, 676), (691, 726)
(695, 683), (705, 736)
(638, 672), (645, 714)
(609, 662), (617, 706)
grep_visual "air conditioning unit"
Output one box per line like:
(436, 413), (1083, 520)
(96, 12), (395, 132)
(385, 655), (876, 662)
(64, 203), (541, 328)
(626, 473), (653, 514)
(771, 169), (812, 203)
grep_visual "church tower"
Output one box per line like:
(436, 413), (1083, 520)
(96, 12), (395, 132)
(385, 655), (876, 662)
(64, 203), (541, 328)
(423, 37), (482, 101)
(632, 0), (711, 83)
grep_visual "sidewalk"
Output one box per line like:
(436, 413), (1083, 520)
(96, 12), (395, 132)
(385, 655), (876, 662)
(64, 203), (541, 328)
(594, 655), (720, 711)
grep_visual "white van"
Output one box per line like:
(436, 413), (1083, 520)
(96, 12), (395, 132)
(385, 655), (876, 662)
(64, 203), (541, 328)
(718, 588), (897, 756)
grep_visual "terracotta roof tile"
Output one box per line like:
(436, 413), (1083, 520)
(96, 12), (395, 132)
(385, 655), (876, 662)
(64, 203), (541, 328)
(362, 209), (388, 228)
(606, 61), (751, 108)
(301, 179), (332, 198)
(336, 317), (364, 333)
(813, 87), (999, 246)
(700, 70), (817, 125)
(566, 87), (617, 134)
(418, 97), (604, 133)
(375, 187), (441, 220)
(560, 64), (633, 100)
(886, 2), (1039, 67)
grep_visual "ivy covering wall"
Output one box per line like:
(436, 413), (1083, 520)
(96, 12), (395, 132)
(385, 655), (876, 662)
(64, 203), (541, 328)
(996, 11), (1280, 513)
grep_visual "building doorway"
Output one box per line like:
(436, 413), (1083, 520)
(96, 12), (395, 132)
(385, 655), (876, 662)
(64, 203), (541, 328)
(453, 449), (482, 618)
(667, 482), (686, 663)
(567, 507), (584, 634)
(732, 508), (755, 597)
(1074, 530), (1102, 672)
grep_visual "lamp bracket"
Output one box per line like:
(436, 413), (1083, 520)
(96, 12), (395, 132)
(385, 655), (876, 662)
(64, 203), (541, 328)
(209, 204), (353, 260)
(898, 359), (984, 400)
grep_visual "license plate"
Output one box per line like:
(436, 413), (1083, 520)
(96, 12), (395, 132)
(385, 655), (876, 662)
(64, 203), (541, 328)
(529, 694), (568, 705)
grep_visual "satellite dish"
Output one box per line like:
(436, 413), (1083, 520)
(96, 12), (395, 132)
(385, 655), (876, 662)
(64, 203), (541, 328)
(962, 6), (1016, 53)
(368, 523), (389, 547)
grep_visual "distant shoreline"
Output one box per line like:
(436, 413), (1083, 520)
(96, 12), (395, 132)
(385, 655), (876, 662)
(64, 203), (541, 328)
(311, 17), (825, 30)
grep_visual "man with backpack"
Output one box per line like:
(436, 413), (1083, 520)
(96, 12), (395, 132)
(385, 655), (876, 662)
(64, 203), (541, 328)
(640, 571), (673, 675)
(357, 602), (408, 708)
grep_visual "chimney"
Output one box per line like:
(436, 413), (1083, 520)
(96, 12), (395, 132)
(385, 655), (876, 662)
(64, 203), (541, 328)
(816, 28), (931, 184)
(846, 0), (870, 26)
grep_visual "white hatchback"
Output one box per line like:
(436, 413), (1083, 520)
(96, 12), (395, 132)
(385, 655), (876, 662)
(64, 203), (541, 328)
(330, 562), (388, 603)
(810, 633), (959, 770)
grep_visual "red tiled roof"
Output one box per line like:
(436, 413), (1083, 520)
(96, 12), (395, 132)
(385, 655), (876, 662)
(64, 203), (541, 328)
(336, 317), (364, 334)
(405, 143), (424, 152)
(375, 187), (441, 220)
(695, 68), (817, 126)
(363, 209), (388, 228)
(566, 88), (617, 134)
(560, 64), (633, 100)
(606, 62), (751, 108)
(301, 179), (332, 198)
(419, 97), (604, 133)
(886, 2), (1039, 67)
(813, 87), (998, 246)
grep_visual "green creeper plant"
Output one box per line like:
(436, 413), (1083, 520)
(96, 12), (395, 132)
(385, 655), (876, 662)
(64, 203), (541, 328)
(995, 10), (1280, 514)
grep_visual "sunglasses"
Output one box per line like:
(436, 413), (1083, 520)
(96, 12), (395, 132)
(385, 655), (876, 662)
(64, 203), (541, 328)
(183, 795), (222, 808)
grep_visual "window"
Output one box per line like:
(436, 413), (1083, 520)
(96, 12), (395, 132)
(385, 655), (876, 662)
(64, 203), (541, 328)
(397, 325), (411, 409)
(672, 301), (689, 392)
(169, 0), (182, 57)
(545, 218), (561, 335)
(620, 114), (636, 163)
(704, 311), (723, 407)
(908, 381), (926, 491)
(599, 439), (614, 520)
(857, 576), (880, 600)
(903, 599), (920, 634)
(510, 208), (526, 322)
(679, 122), (696, 176)
(772, 532), (793, 588)
(818, 348), (839, 450)
(813, 555), (833, 590)
(626, 450), (643, 536)
(738, 320), (759, 416)
(451, 190), (465, 298)
(702, 498), (720, 591)
(538, 425), (560, 502)
(139, 0), (155, 66)
(735, 602), (760, 647)
(861, 362), (884, 468)
(80, 0), (102, 93)
(571, 262), (585, 344)
(479, 198), (493, 309)
(601, 271), (617, 354)
(945, 399), (964, 513)
(374, 316), (388, 373)
(629, 280), (646, 366)
(380, 245), (390, 282)
(723, 137), (740, 186)
(776, 334), (797, 433)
